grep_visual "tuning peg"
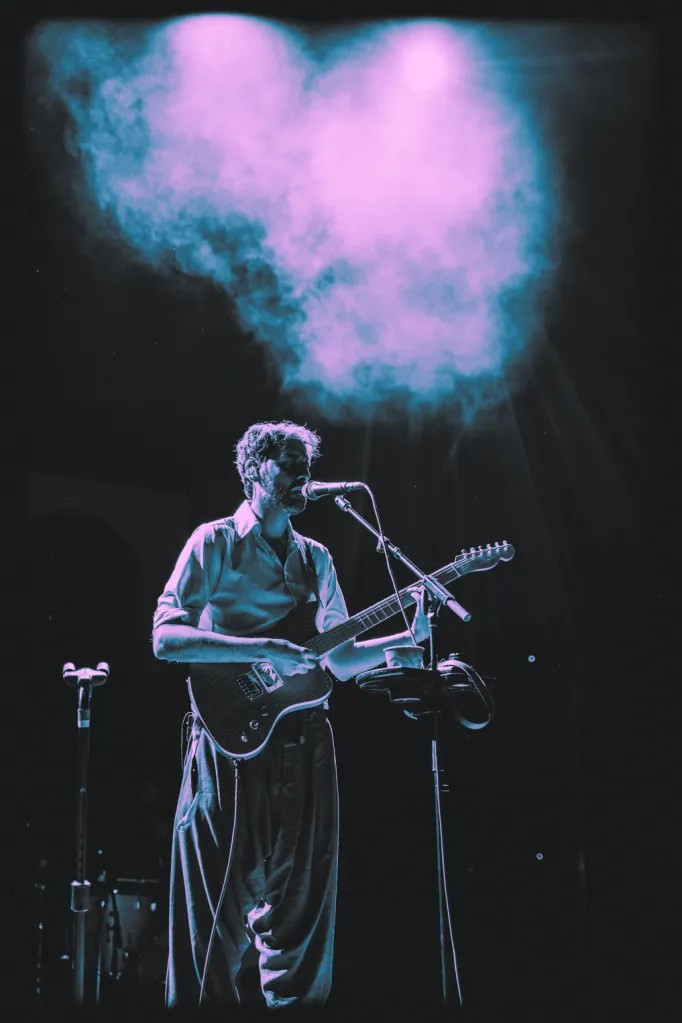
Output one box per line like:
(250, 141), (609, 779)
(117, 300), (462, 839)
(469, 547), (476, 554)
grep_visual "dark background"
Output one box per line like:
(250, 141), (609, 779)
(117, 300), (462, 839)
(12, 2), (676, 1018)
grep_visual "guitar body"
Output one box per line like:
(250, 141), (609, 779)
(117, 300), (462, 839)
(187, 601), (331, 760)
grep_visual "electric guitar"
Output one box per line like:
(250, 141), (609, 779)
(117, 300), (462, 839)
(187, 541), (515, 759)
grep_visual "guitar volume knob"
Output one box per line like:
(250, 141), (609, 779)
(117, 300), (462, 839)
(249, 720), (260, 730)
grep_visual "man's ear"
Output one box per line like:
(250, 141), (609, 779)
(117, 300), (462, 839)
(244, 458), (260, 483)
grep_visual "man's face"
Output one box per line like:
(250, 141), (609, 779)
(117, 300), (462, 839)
(256, 438), (311, 514)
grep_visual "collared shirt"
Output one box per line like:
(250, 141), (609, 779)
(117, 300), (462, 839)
(153, 500), (349, 639)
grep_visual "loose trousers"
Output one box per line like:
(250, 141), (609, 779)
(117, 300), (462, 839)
(166, 707), (339, 1008)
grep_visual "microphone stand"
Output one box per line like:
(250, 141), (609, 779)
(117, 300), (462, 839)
(334, 497), (467, 1009)
(334, 497), (472, 624)
(62, 661), (110, 1006)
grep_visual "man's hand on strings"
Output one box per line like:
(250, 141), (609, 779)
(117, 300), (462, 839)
(262, 638), (320, 677)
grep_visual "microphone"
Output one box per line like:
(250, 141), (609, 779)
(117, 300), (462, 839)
(301, 480), (366, 501)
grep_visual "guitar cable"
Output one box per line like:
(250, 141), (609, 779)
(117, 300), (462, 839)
(198, 757), (240, 1006)
(179, 710), (195, 771)
(448, 661), (496, 729)
(364, 485), (417, 643)
(465, 664), (495, 723)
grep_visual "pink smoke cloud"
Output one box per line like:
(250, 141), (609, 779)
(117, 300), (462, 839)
(32, 16), (552, 419)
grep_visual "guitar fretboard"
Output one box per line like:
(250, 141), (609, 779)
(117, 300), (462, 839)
(308, 558), (464, 657)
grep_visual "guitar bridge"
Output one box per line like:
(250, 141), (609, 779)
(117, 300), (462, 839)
(250, 662), (285, 694)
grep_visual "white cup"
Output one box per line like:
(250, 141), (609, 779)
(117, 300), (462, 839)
(384, 644), (425, 669)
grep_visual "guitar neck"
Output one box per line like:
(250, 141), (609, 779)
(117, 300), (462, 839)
(308, 558), (464, 658)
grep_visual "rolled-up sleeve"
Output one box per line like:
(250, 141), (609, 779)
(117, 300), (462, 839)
(311, 544), (349, 633)
(153, 524), (224, 633)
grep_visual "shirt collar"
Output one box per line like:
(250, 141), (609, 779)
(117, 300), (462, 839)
(233, 500), (298, 549)
(233, 500), (263, 540)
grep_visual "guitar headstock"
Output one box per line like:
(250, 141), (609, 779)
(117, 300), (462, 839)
(455, 541), (515, 574)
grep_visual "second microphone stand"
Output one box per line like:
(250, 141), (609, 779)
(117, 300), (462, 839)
(335, 496), (468, 1009)
(62, 661), (110, 1006)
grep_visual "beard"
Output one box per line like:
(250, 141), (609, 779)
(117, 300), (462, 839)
(264, 478), (306, 515)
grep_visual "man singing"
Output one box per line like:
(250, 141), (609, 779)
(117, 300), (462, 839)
(152, 420), (428, 1008)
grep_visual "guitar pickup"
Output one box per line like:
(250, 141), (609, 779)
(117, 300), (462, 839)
(250, 662), (285, 693)
(237, 673), (263, 701)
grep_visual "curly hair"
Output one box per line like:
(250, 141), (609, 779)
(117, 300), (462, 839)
(234, 420), (322, 500)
